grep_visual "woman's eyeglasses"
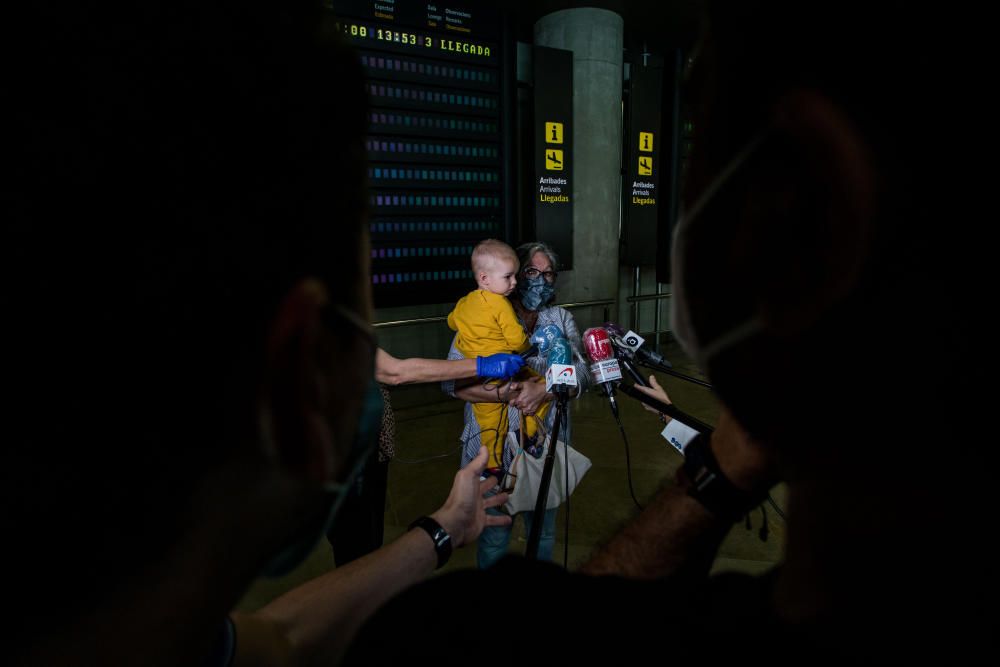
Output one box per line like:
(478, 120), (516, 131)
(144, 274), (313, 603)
(522, 267), (557, 283)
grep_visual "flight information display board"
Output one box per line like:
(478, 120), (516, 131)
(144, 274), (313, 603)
(328, 0), (510, 307)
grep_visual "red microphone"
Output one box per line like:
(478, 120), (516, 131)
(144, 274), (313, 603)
(584, 327), (622, 380)
(583, 327), (622, 417)
(584, 327), (613, 361)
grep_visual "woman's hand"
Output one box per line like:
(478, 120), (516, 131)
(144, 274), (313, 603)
(510, 377), (551, 415)
(633, 375), (671, 421)
(453, 379), (521, 405)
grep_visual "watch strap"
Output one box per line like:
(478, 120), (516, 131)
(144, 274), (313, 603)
(408, 515), (452, 569)
(681, 435), (762, 522)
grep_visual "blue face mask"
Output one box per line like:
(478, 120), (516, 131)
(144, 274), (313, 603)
(262, 307), (383, 577)
(519, 276), (555, 311)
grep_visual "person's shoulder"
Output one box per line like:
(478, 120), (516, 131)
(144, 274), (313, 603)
(540, 304), (574, 324)
(544, 304), (570, 316)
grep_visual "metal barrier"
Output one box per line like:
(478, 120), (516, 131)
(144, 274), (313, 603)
(627, 290), (674, 351)
(625, 292), (673, 303)
(373, 298), (615, 329)
(373, 315), (449, 329)
(554, 299), (615, 323)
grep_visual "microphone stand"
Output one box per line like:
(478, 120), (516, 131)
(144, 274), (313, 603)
(619, 356), (650, 387)
(633, 361), (714, 390)
(617, 382), (716, 435)
(525, 389), (568, 560)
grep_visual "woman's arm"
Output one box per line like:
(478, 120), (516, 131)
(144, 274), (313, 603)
(454, 379), (521, 404)
(376, 348), (478, 386)
(452, 377), (549, 415)
(549, 307), (590, 397)
(508, 376), (552, 416)
(378, 348), (523, 386)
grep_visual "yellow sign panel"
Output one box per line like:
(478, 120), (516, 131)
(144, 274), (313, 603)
(546, 149), (564, 171)
(545, 122), (564, 144)
(638, 156), (653, 176)
(639, 132), (654, 153)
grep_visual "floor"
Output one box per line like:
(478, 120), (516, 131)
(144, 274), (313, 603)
(238, 339), (787, 611)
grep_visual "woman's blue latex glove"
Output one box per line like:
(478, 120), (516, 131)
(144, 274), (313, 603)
(476, 352), (525, 379)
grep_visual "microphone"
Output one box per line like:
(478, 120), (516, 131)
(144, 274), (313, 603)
(532, 324), (564, 351)
(544, 336), (577, 397)
(601, 324), (649, 387)
(627, 340), (713, 389)
(631, 344), (673, 372)
(602, 321), (630, 341)
(603, 323), (666, 366)
(604, 322), (712, 390)
(583, 327), (622, 418)
(616, 383), (715, 435)
(522, 324), (564, 360)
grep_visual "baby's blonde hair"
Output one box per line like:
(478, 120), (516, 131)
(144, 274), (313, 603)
(471, 239), (518, 275)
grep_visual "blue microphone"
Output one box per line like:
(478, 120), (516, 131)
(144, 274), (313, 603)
(547, 338), (572, 365)
(544, 337), (576, 395)
(523, 324), (565, 359)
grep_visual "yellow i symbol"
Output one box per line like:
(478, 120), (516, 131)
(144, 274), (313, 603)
(639, 132), (654, 152)
(545, 122), (564, 144)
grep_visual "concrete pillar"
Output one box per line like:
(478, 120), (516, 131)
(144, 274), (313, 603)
(534, 8), (623, 322)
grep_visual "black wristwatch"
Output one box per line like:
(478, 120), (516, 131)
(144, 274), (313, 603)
(681, 435), (760, 522)
(408, 516), (452, 569)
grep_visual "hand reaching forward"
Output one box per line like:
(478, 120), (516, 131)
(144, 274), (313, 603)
(430, 446), (512, 547)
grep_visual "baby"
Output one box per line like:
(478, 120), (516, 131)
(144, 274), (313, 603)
(448, 239), (549, 473)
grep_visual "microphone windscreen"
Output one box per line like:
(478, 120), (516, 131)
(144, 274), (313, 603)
(583, 327), (614, 363)
(545, 337), (572, 366)
(531, 324), (564, 353)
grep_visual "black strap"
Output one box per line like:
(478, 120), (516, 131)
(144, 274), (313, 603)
(681, 435), (762, 522)
(408, 516), (452, 569)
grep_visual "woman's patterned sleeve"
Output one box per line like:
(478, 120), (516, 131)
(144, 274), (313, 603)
(441, 334), (465, 398)
(560, 308), (592, 395)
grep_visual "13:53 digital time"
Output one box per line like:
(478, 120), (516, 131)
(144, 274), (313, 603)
(347, 22), (428, 47)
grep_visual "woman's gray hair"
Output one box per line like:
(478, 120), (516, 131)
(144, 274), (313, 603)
(515, 241), (559, 272)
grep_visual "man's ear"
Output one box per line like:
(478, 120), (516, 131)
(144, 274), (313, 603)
(259, 278), (337, 484)
(746, 90), (876, 335)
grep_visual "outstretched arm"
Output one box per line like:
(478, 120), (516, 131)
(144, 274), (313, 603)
(377, 348), (523, 386)
(376, 348), (477, 386)
(581, 409), (774, 580)
(232, 446), (511, 667)
(453, 378), (522, 404)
